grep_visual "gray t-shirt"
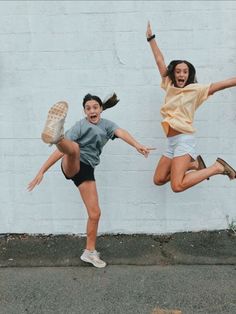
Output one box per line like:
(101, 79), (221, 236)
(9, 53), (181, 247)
(65, 118), (119, 167)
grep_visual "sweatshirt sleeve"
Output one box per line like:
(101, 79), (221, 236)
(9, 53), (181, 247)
(195, 84), (211, 109)
(161, 76), (171, 90)
(105, 119), (120, 140)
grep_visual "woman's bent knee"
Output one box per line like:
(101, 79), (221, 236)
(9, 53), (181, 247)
(153, 176), (167, 186)
(171, 182), (184, 193)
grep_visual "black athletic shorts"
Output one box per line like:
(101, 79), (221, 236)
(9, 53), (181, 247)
(61, 161), (95, 187)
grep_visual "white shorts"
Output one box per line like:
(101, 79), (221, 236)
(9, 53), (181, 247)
(163, 134), (197, 160)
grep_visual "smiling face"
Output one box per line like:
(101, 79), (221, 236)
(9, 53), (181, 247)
(174, 62), (190, 88)
(84, 99), (102, 124)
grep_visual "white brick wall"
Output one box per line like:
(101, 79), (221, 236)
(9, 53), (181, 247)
(0, 1), (236, 234)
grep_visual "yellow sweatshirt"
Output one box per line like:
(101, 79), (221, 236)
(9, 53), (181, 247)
(160, 76), (211, 135)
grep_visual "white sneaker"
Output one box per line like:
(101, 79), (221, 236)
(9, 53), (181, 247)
(80, 249), (107, 268)
(41, 101), (68, 145)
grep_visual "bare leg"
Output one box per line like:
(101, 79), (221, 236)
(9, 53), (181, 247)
(153, 155), (199, 186)
(78, 181), (101, 251)
(41, 101), (80, 177)
(57, 138), (80, 178)
(153, 156), (172, 185)
(170, 154), (224, 192)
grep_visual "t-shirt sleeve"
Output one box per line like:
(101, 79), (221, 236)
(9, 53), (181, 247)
(105, 120), (119, 140)
(195, 84), (211, 109)
(65, 121), (81, 141)
(161, 76), (171, 90)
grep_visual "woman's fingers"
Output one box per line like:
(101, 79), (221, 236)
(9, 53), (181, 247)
(146, 21), (152, 37)
(27, 174), (43, 191)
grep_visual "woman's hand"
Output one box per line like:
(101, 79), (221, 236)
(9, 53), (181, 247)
(136, 145), (156, 158)
(114, 128), (156, 158)
(27, 172), (44, 191)
(146, 21), (153, 39)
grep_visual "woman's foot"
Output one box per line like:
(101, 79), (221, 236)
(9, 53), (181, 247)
(80, 249), (107, 268)
(41, 101), (68, 145)
(216, 158), (236, 180)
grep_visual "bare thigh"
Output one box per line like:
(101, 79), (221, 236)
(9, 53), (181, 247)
(61, 142), (80, 178)
(153, 155), (172, 185)
(170, 154), (192, 191)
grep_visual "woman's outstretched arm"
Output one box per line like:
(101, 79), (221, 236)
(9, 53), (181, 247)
(27, 149), (64, 191)
(114, 128), (154, 158)
(146, 21), (167, 78)
(208, 77), (236, 96)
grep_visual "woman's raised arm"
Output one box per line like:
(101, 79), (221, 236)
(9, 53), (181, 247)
(146, 21), (167, 78)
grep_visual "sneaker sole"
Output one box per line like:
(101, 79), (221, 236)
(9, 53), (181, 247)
(41, 101), (68, 144)
(80, 256), (107, 268)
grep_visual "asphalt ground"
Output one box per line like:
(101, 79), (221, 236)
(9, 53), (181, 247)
(0, 230), (235, 267)
(0, 265), (235, 314)
(0, 230), (235, 314)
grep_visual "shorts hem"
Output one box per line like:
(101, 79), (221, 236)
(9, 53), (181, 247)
(61, 161), (95, 187)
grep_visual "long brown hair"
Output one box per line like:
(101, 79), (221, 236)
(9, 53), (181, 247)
(167, 60), (197, 87)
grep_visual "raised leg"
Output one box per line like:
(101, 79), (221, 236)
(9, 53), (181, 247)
(170, 154), (226, 192)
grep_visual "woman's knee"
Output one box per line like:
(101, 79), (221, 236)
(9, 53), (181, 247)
(171, 182), (184, 193)
(88, 207), (101, 222)
(70, 142), (80, 156)
(153, 175), (168, 186)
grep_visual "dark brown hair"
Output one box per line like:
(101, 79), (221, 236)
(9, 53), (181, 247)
(83, 93), (119, 110)
(167, 60), (197, 86)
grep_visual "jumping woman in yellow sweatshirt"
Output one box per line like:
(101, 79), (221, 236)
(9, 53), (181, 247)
(146, 21), (236, 192)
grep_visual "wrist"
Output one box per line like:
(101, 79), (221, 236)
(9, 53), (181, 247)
(147, 34), (155, 42)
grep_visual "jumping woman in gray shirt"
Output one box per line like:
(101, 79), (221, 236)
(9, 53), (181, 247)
(28, 94), (152, 268)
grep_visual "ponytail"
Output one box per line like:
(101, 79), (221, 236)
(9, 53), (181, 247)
(102, 93), (119, 110)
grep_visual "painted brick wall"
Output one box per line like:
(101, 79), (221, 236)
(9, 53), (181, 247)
(0, 1), (236, 234)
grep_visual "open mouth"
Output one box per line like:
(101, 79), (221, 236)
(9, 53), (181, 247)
(89, 114), (98, 122)
(176, 79), (186, 87)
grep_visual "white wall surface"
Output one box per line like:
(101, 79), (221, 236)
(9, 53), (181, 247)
(0, 1), (236, 234)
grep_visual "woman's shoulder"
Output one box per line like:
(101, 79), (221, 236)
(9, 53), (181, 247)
(70, 118), (86, 128)
(185, 82), (210, 90)
(100, 118), (116, 125)
(161, 76), (172, 89)
(99, 118), (119, 130)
